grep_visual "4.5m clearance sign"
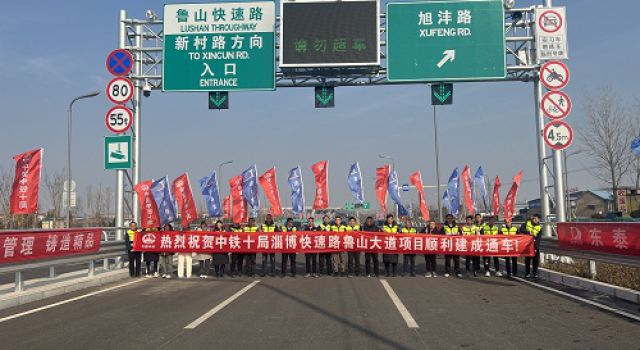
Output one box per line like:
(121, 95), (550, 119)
(163, 2), (276, 91)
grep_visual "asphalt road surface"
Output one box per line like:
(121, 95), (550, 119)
(1, 261), (639, 350)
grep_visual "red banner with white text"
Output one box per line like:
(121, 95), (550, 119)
(258, 167), (283, 216)
(376, 165), (390, 214)
(134, 231), (534, 256)
(10, 148), (43, 215)
(311, 160), (329, 210)
(134, 180), (161, 229)
(229, 175), (247, 223)
(557, 222), (640, 256)
(0, 229), (101, 264)
(172, 174), (198, 227)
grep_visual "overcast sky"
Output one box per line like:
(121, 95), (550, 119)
(1, 0), (639, 214)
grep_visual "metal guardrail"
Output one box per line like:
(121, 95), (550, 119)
(540, 237), (640, 268)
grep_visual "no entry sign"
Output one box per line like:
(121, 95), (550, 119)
(540, 61), (569, 90)
(105, 106), (133, 134)
(106, 77), (134, 104)
(543, 120), (573, 150)
(541, 91), (571, 120)
(106, 49), (133, 76)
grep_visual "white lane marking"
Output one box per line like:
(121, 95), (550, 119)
(380, 279), (419, 328)
(0, 278), (145, 324)
(184, 280), (260, 329)
(514, 277), (640, 322)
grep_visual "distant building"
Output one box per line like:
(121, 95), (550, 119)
(527, 190), (615, 219)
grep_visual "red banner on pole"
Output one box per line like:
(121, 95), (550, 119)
(461, 164), (474, 216)
(557, 222), (640, 257)
(223, 195), (231, 219)
(229, 175), (247, 223)
(376, 165), (390, 214)
(10, 148), (43, 215)
(503, 171), (523, 221)
(409, 171), (430, 221)
(258, 167), (283, 216)
(0, 229), (101, 264)
(134, 231), (534, 256)
(172, 174), (198, 227)
(134, 180), (161, 229)
(311, 160), (329, 210)
(492, 176), (502, 217)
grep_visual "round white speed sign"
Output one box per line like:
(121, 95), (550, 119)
(543, 120), (573, 150)
(106, 77), (134, 104)
(105, 106), (133, 134)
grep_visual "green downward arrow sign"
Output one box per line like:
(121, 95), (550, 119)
(316, 87), (333, 105)
(210, 92), (227, 107)
(433, 90), (451, 103)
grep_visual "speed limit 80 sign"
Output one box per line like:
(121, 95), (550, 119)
(106, 77), (134, 104)
(105, 106), (133, 134)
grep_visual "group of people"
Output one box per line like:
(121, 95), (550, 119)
(125, 213), (543, 280)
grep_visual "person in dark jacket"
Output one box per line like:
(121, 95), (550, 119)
(382, 214), (399, 277)
(318, 215), (333, 275)
(362, 216), (380, 277)
(422, 219), (440, 277)
(159, 223), (174, 279)
(125, 221), (142, 277)
(211, 220), (229, 277)
(304, 217), (320, 278)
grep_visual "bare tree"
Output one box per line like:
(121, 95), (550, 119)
(0, 166), (13, 228)
(44, 170), (65, 220)
(579, 87), (634, 210)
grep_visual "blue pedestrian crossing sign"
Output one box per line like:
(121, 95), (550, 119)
(106, 49), (133, 76)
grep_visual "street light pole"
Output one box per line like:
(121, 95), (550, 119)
(217, 160), (233, 200)
(433, 104), (443, 222)
(67, 91), (100, 228)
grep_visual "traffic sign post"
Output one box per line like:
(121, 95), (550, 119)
(315, 86), (335, 108)
(543, 120), (573, 151)
(541, 91), (571, 120)
(105, 106), (133, 134)
(162, 2), (276, 92)
(535, 7), (568, 61)
(540, 61), (570, 90)
(386, 0), (506, 82)
(106, 49), (133, 76)
(105, 135), (132, 170)
(208, 91), (229, 110)
(106, 77), (134, 104)
(431, 83), (453, 105)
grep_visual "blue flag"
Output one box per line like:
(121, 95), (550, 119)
(242, 165), (260, 216)
(447, 168), (460, 217)
(347, 162), (365, 205)
(387, 170), (408, 215)
(199, 170), (222, 217)
(474, 166), (488, 212)
(632, 136), (640, 157)
(288, 166), (305, 215)
(443, 191), (450, 214)
(151, 176), (176, 226)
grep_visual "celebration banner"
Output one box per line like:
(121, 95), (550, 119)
(229, 175), (248, 223)
(375, 165), (390, 214)
(461, 165), (474, 215)
(409, 171), (429, 221)
(223, 195), (231, 219)
(311, 160), (329, 210)
(0, 229), (101, 264)
(492, 176), (502, 217)
(172, 173), (198, 227)
(557, 222), (640, 257)
(134, 180), (161, 229)
(258, 167), (283, 216)
(134, 231), (534, 256)
(10, 148), (43, 215)
(503, 170), (523, 221)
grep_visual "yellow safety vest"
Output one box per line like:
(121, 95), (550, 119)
(382, 225), (398, 233)
(526, 221), (542, 237)
(282, 226), (297, 233)
(443, 225), (460, 235)
(126, 229), (138, 242)
(401, 227), (417, 234)
(461, 225), (478, 236)
(483, 224), (499, 235)
(231, 227), (242, 233)
(345, 224), (361, 232)
(331, 225), (347, 232)
(501, 226), (518, 235)
(243, 226), (258, 233)
(319, 223), (332, 231)
(262, 224), (276, 232)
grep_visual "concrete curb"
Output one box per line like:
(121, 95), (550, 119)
(0, 269), (131, 311)
(536, 267), (640, 304)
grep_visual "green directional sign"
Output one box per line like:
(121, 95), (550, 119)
(208, 91), (229, 109)
(315, 86), (335, 108)
(387, 0), (506, 82)
(163, 2), (276, 92)
(431, 83), (453, 105)
(345, 202), (371, 210)
(104, 135), (132, 170)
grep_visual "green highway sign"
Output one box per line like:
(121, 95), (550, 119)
(208, 91), (229, 109)
(345, 202), (371, 210)
(163, 2), (276, 92)
(315, 86), (335, 108)
(387, 0), (506, 82)
(104, 135), (132, 170)
(431, 83), (453, 105)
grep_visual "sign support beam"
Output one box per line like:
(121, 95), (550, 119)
(132, 23), (142, 225)
(115, 9), (126, 267)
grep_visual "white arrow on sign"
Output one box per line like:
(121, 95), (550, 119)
(436, 50), (456, 68)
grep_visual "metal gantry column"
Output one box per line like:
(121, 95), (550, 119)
(433, 104), (443, 222)
(115, 9), (127, 267)
(132, 23), (143, 224)
(534, 76), (552, 237)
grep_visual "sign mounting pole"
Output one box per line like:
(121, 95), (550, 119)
(114, 9), (126, 267)
(132, 23), (142, 225)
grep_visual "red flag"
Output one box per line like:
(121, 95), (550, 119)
(409, 171), (430, 221)
(223, 195), (231, 219)
(375, 165), (390, 214)
(311, 160), (329, 210)
(461, 164), (474, 215)
(492, 176), (502, 217)
(172, 173), (198, 227)
(10, 148), (43, 214)
(229, 175), (247, 223)
(134, 180), (161, 229)
(503, 171), (523, 221)
(258, 167), (283, 216)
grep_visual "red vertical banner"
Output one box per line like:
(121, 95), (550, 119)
(10, 148), (43, 215)
(223, 195), (231, 219)
(229, 175), (247, 223)
(492, 176), (502, 217)
(172, 173), (198, 227)
(503, 171), (523, 221)
(311, 160), (329, 210)
(258, 167), (283, 216)
(461, 164), (474, 216)
(375, 165), (390, 214)
(134, 180), (161, 229)
(409, 171), (430, 221)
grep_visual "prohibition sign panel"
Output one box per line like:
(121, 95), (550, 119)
(541, 91), (571, 120)
(106, 49), (133, 76)
(105, 106), (133, 134)
(106, 77), (134, 104)
(543, 120), (573, 150)
(540, 60), (569, 90)
(538, 9), (563, 33)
